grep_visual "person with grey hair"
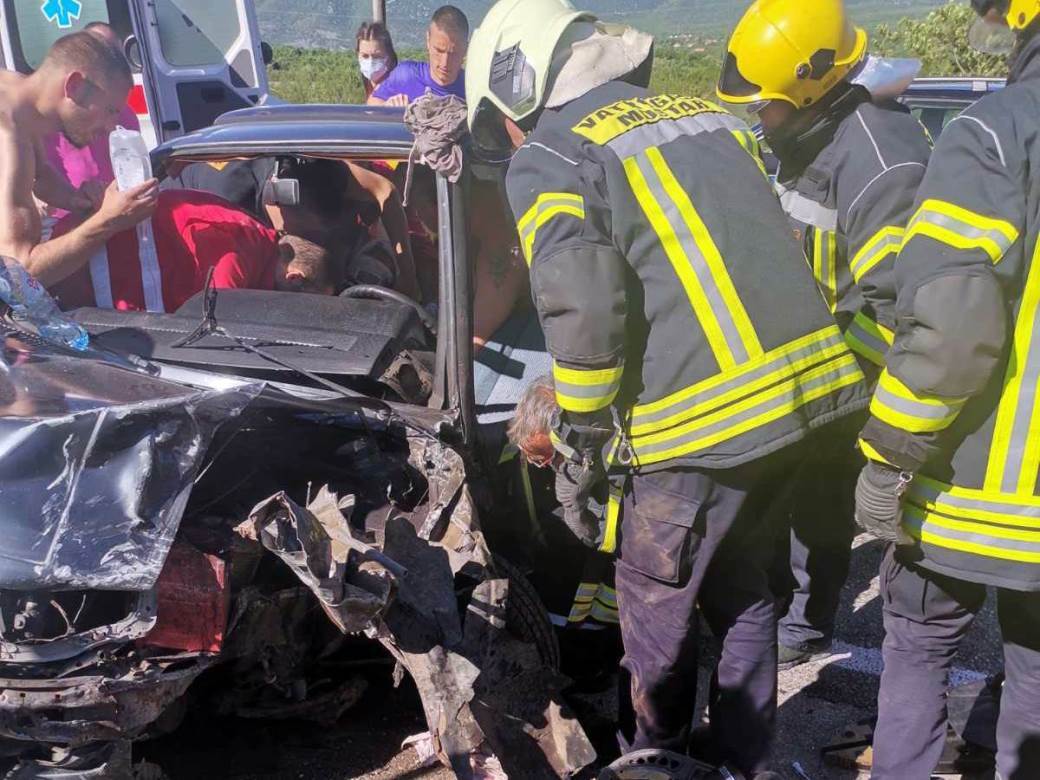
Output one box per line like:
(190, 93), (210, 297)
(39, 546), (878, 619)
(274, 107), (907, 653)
(508, 375), (621, 635)
(509, 375), (615, 549)
(507, 375), (560, 469)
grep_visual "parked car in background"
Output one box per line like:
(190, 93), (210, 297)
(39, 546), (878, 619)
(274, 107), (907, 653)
(756, 75), (1007, 178)
(899, 76), (1006, 140)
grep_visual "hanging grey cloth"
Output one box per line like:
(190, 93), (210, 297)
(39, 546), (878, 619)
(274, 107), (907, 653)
(402, 92), (469, 206)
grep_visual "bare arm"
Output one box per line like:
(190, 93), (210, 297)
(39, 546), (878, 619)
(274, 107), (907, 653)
(30, 180), (159, 286)
(0, 120), (46, 267)
(0, 144), (158, 287)
(367, 94), (408, 107)
(473, 243), (528, 349)
(346, 162), (420, 300)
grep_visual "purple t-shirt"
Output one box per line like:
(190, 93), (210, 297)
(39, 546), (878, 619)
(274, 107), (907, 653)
(372, 60), (465, 103)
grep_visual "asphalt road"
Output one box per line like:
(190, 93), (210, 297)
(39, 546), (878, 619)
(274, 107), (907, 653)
(141, 534), (1003, 779)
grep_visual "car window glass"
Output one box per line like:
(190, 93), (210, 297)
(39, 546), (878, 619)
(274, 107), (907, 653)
(911, 107), (947, 143)
(911, 105), (972, 142)
(155, 0), (241, 67)
(942, 108), (963, 129)
(4, 0), (118, 70)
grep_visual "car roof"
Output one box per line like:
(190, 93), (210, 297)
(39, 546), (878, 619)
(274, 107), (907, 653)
(900, 76), (1006, 107)
(151, 104), (415, 174)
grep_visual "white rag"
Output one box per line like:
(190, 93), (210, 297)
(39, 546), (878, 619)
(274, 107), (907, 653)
(545, 21), (655, 109)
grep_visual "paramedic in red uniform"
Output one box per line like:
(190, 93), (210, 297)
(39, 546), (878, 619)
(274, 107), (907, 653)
(48, 189), (338, 312)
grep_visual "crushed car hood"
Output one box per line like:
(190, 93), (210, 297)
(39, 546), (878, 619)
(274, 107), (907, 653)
(0, 334), (261, 591)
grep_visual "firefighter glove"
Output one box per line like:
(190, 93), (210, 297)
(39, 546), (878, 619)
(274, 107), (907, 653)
(554, 459), (605, 548)
(855, 461), (915, 546)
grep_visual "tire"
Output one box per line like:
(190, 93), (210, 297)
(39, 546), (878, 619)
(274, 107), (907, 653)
(493, 555), (561, 671)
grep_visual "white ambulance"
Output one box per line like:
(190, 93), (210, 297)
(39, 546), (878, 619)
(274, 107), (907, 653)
(0, 0), (274, 148)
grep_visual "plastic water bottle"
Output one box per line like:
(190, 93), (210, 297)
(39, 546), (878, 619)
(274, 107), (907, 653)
(0, 257), (89, 351)
(109, 127), (165, 312)
(110, 125), (152, 189)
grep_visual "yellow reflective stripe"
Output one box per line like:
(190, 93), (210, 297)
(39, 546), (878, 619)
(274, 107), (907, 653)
(909, 476), (1040, 530)
(552, 363), (625, 387)
(850, 226), (904, 283)
(859, 439), (893, 467)
(632, 326), (841, 418)
(905, 505), (1040, 564)
(730, 128), (751, 153)
(624, 155), (734, 368)
(646, 147), (762, 360)
(549, 430), (579, 462)
(870, 369), (968, 433)
(599, 485), (622, 554)
(568, 581), (620, 623)
(629, 338), (850, 437)
(730, 129), (767, 177)
(627, 353), (862, 466)
(589, 600), (619, 623)
(812, 228), (839, 313)
(553, 361), (625, 413)
(921, 511), (1040, 543)
(986, 238), (1040, 494)
(517, 193), (586, 265)
(904, 199), (1019, 264)
(1017, 380), (1040, 495)
(517, 192), (584, 232)
(625, 147), (763, 370)
(844, 310), (894, 367)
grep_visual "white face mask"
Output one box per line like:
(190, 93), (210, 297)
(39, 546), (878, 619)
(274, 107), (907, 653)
(359, 57), (388, 81)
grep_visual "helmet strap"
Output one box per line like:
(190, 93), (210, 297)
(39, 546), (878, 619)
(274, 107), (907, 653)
(516, 106), (543, 134)
(768, 82), (870, 182)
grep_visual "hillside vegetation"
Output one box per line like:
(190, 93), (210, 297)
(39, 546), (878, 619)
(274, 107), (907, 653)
(267, 44), (726, 104)
(259, 0), (946, 48)
(265, 1), (1005, 106)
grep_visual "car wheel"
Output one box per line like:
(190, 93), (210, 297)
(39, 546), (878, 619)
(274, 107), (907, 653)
(494, 555), (561, 672)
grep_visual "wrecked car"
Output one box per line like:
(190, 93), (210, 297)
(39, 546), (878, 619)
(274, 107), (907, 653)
(0, 105), (598, 778)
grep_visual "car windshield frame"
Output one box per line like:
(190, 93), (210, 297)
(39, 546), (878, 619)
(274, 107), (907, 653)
(150, 108), (478, 443)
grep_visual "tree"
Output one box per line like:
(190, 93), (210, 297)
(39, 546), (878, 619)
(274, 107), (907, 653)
(873, 1), (1006, 77)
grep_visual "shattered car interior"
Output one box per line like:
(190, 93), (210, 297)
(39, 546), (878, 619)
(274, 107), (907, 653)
(0, 106), (596, 779)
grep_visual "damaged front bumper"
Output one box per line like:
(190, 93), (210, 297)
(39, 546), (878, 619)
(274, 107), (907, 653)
(0, 337), (595, 778)
(0, 655), (212, 747)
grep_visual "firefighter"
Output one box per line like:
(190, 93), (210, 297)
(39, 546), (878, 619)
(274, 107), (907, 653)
(855, 1), (1040, 776)
(466, 0), (871, 773)
(717, 0), (932, 669)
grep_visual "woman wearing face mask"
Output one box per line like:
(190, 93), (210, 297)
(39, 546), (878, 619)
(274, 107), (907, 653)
(356, 21), (398, 100)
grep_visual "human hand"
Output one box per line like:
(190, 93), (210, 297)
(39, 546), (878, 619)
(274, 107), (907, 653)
(72, 181), (106, 213)
(385, 94), (409, 108)
(94, 179), (159, 234)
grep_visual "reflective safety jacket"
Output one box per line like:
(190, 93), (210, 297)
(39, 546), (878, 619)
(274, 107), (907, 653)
(506, 81), (870, 473)
(776, 101), (931, 370)
(861, 37), (1040, 591)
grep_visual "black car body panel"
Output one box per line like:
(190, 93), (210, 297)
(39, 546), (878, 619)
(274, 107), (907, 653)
(0, 105), (594, 778)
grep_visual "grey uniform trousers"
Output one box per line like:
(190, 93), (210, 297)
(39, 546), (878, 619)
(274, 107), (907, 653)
(614, 446), (801, 776)
(774, 420), (861, 648)
(872, 545), (1040, 779)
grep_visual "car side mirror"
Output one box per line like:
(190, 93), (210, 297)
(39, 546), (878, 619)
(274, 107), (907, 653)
(261, 42), (274, 66)
(262, 177), (300, 207)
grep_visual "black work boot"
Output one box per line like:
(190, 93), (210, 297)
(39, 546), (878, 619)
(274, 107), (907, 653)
(777, 638), (833, 671)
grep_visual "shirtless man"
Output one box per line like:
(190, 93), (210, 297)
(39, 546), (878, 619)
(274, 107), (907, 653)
(0, 32), (157, 286)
